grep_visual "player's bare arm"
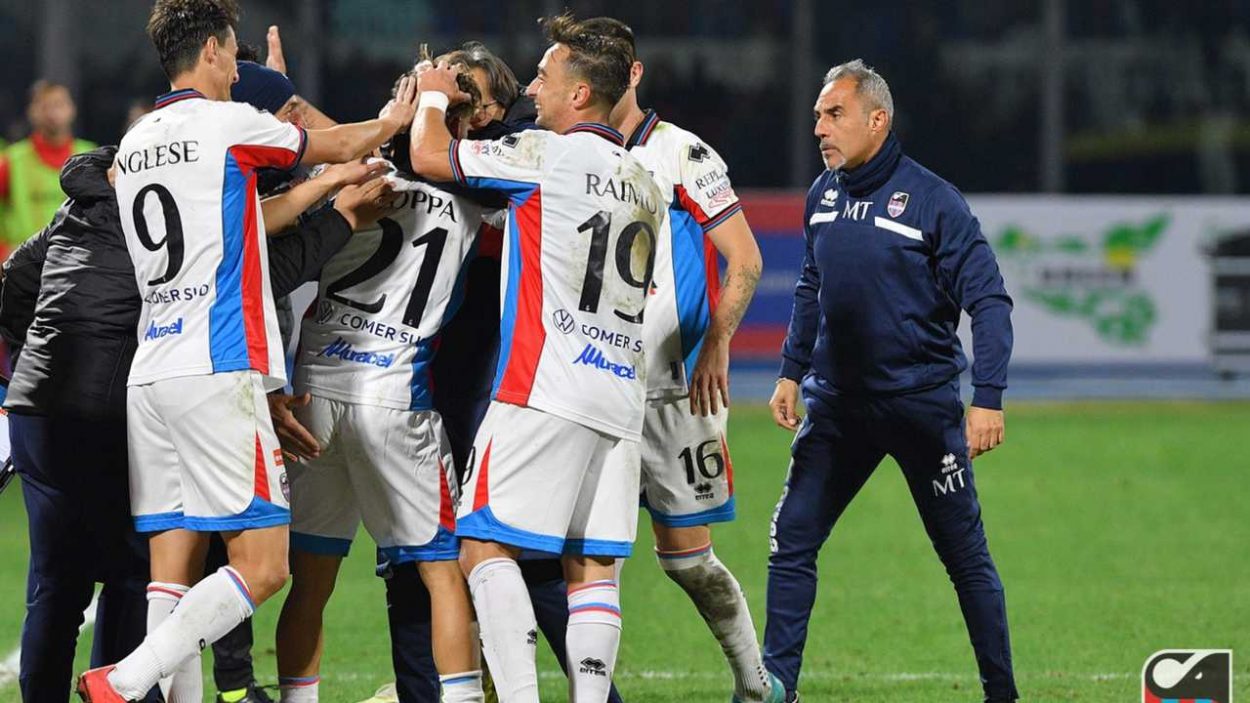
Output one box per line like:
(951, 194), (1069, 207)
(259, 159), (388, 235)
(301, 75), (418, 165)
(689, 210), (762, 416)
(408, 62), (471, 182)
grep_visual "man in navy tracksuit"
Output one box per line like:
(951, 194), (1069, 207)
(763, 60), (1018, 703)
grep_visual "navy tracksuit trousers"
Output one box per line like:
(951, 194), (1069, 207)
(763, 376), (1018, 702)
(12, 412), (155, 703)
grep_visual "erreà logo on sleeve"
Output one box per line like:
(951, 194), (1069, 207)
(143, 318), (184, 341)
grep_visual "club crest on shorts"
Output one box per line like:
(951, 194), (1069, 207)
(888, 191), (909, 218)
(1142, 649), (1232, 702)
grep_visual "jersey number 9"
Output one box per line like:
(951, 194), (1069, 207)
(132, 184), (185, 286)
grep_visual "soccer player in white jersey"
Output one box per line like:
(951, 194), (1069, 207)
(409, 16), (664, 703)
(271, 77), (490, 703)
(583, 17), (781, 703)
(77, 1), (420, 700)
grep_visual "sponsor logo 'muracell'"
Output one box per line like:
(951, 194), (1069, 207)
(144, 317), (184, 341)
(318, 337), (395, 368)
(573, 344), (637, 379)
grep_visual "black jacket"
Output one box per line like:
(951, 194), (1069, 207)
(0, 146), (354, 419)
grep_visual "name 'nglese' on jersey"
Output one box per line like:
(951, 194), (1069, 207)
(114, 89), (306, 390)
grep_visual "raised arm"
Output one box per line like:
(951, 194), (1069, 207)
(409, 63), (471, 182)
(260, 160), (388, 235)
(301, 75), (418, 166)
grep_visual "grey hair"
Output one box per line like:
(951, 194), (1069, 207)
(824, 59), (894, 125)
(438, 41), (521, 109)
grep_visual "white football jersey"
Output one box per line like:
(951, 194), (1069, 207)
(115, 89), (306, 390)
(625, 111), (742, 399)
(294, 173), (486, 411)
(451, 124), (666, 440)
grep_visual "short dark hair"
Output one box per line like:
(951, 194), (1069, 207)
(390, 69), (480, 125)
(541, 13), (633, 109)
(236, 42), (261, 63)
(438, 41), (521, 110)
(579, 17), (637, 64)
(146, 0), (239, 79)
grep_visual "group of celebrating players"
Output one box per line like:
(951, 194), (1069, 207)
(75, 1), (773, 702)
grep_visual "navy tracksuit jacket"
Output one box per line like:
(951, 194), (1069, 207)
(764, 132), (1019, 702)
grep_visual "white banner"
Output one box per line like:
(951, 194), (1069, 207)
(960, 196), (1250, 364)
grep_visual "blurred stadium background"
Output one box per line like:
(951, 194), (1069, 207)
(0, 0), (1247, 701)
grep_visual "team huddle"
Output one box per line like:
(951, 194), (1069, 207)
(77, 1), (770, 702)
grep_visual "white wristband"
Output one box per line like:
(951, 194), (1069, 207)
(418, 91), (449, 113)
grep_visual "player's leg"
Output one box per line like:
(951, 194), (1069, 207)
(101, 380), (207, 703)
(275, 551), (344, 701)
(147, 528), (210, 703)
(101, 372), (293, 700)
(207, 535), (264, 703)
(457, 402), (595, 703)
(763, 389), (885, 699)
(879, 383), (1018, 702)
(639, 401), (777, 701)
(562, 557), (623, 703)
(417, 560), (483, 701)
(562, 431), (640, 703)
(275, 394), (357, 702)
(356, 405), (482, 702)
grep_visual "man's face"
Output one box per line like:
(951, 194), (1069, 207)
(274, 96), (305, 126)
(468, 67), (505, 129)
(813, 78), (884, 171)
(206, 27), (240, 100)
(526, 44), (577, 132)
(28, 87), (75, 137)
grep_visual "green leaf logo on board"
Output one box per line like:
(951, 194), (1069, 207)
(993, 215), (1169, 346)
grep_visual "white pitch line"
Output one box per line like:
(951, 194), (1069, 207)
(535, 670), (1136, 682)
(0, 592), (100, 688)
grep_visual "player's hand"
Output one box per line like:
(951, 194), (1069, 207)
(966, 406), (1005, 459)
(769, 378), (802, 431)
(268, 392), (320, 461)
(266, 25), (287, 75)
(379, 75), (419, 129)
(334, 176), (399, 230)
(689, 337), (730, 417)
(417, 62), (472, 105)
(319, 159), (389, 189)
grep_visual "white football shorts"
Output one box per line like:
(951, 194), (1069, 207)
(129, 370), (289, 532)
(288, 395), (459, 563)
(633, 398), (735, 527)
(456, 401), (640, 558)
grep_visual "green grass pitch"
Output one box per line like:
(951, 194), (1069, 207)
(1, 402), (1247, 701)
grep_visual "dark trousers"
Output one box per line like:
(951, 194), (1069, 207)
(763, 378), (1018, 702)
(12, 412), (154, 703)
